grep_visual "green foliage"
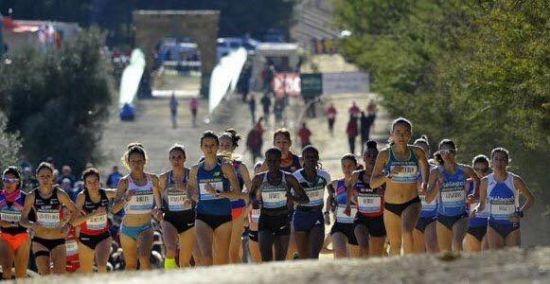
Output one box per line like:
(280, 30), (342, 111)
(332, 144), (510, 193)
(334, 0), (549, 156)
(0, 28), (112, 174)
(0, 113), (22, 170)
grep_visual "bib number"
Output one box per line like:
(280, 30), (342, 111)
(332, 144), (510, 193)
(1, 211), (21, 223)
(261, 191), (287, 209)
(36, 211), (61, 228)
(199, 182), (224, 200)
(336, 205), (357, 224)
(304, 189), (324, 207)
(86, 214), (108, 230)
(251, 209), (260, 224)
(127, 193), (154, 214)
(167, 193), (192, 211)
(357, 195), (381, 213)
(66, 240), (79, 256)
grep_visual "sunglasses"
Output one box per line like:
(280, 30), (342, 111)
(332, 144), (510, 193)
(2, 177), (19, 184)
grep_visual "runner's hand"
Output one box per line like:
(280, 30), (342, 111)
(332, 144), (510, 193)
(205, 182), (217, 195)
(324, 212), (331, 225)
(344, 204), (352, 216)
(152, 208), (164, 220)
(390, 166), (403, 176)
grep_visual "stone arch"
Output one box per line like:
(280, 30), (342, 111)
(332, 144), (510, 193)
(133, 10), (220, 97)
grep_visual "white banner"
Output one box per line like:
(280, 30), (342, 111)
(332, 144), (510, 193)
(322, 72), (369, 94)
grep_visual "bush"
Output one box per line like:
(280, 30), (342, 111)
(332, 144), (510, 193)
(0, 28), (112, 174)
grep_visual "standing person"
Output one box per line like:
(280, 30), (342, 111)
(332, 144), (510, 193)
(474, 148), (534, 250)
(348, 141), (387, 258)
(273, 98), (285, 126)
(20, 162), (78, 275)
(293, 146), (331, 259)
(106, 166), (123, 188)
(325, 103), (337, 135)
(159, 144), (195, 268)
(297, 122), (312, 149)
(218, 130), (252, 264)
(425, 139), (480, 252)
(348, 101), (360, 118)
(249, 148), (309, 261)
(246, 127), (263, 164)
(346, 115), (359, 155)
(464, 154), (491, 252)
(189, 98), (199, 127)
(188, 131), (242, 266)
(327, 154), (360, 259)
(261, 93), (272, 124)
(370, 118), (429, 256)
(57, 165), (76, 187)
(169, 92), (179, 129)
(412, 136), (439, 254)
(0, 167), (31, 279)
(71, 168), (116, 273)
(359, 110), (376, 154)
(112, 143), (163, 270)
(248, 95), (256, 126)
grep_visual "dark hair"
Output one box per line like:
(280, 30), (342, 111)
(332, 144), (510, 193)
(434, 139), (456, 165)
(302, 145), (321, 169)
(273, 128), (292, 143)
(341, 153), (357, 165)
(3, 166), (22, 188)
(122, 142), (148, 170)
(363, 140), (379, 156)
(82, 167), (100, 181)
(222, 128), (241, 148)
(414, 135), (430, 147)
(391, 117), (412, 132)
(200, 131), (219, 146)
(491, 147), (510, 163)
(265, 147), (282, 159)
(36, 162), (55, 175)
(169, 143), (186, 158)
(472, 154), (490, 166)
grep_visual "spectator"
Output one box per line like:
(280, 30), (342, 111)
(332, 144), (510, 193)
(170, 92), (179, 128)
(298, 122), (312, 149)
(56, 164), (76, 186)
(348, 101), (360, 118)
(21, 166), (38, 193)
(246, 126), (263, 164)
(360, 104), (377, 154)
(346, 115), (359, 154)
(45, 156), (59, 178)
(69, 181), (84, 202)
(106, 165), (123, 188)
(274, 98), (285, 125)
(248, 95), (256, 126)
(325, 103), (337, 135)
(261, 93), (272, 124)
(190, 97), (199, 127)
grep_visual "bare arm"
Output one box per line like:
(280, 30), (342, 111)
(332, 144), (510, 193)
(286, 174), (309, 204)
(370, 149), (389, 188)
(463, 165), (480, 201)
(326, 181), (336, 213)
(414, 146), (430, 190)
(514, 175), (535, 212)
(425, 168), (441, 203)
(58, 189), (78, 226)
(112, 178), (129, 214)
(71, 193), (90, 226)
(187, 166), (199, 202)
(239, 164), (252, 203)
(218, 162), (242, 200)
(19, 192), (36, 229)
(475, 177), (488, 214)
(248, 174), (263, 203)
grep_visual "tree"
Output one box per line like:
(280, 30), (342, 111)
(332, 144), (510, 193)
(0, 28), (112, 174)
(0, 113), (22, 170)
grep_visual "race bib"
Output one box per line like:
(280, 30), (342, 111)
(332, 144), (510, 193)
(36, 210), (61, 228)
(126, 193), (154, 214)
(66, 240), (79, 256)
(336, 205), (357, 224)
(393, 165), (418, 177)
(441, 190), (465, 204)
(251, 209), (260, 224)
(167, 192), (192, 211)
(304, 188), (324, 207)
(0, 210), (21, 223)
(357, 194), (381, 213)
(86, 214), (108, 230)
(490, 203), (515, 217)
(199, 181), (224, 200)
(261, 191), (287, 209)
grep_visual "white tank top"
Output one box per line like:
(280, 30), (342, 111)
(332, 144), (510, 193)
(124, 175), (155, 214)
